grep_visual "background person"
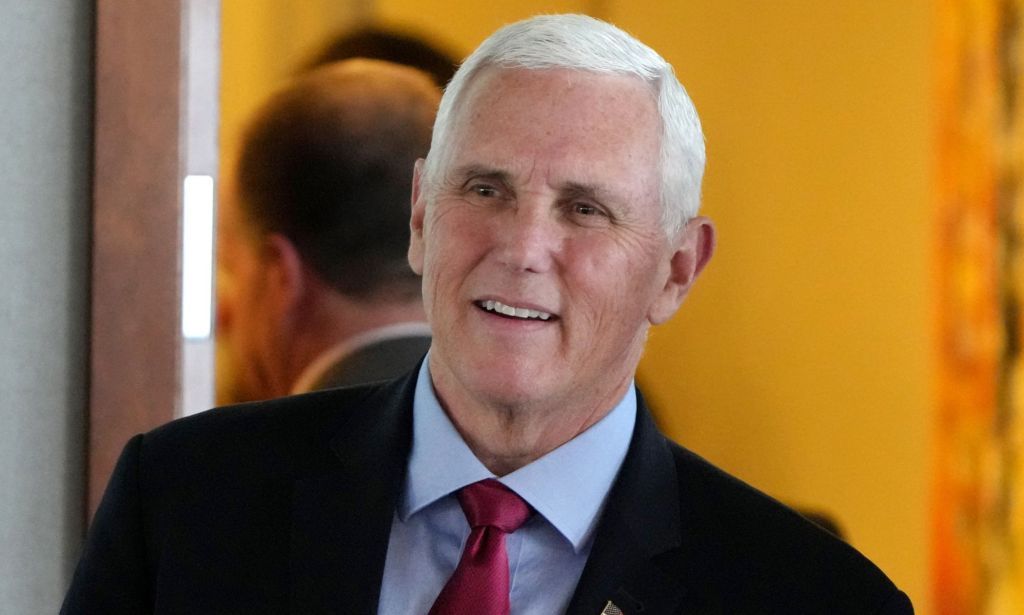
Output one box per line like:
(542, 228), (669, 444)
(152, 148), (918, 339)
(216, 59), (439, 403)
(301, 24), (459, 86)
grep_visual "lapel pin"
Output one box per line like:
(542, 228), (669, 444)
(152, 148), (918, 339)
(600, 600), (624, 615)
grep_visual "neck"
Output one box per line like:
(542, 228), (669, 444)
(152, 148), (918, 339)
(428, 355), (634, 476)
(279, 290), (427, 394)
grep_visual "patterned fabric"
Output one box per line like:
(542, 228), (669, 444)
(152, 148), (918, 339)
(429, 480), (533, 615)
(936, 1), (1024, 613)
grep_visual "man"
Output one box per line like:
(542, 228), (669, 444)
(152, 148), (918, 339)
(216, 59), (437, 403)
(63, 15), (913, 614)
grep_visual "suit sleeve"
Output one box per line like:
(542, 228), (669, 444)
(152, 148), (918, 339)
(61, 434), (152, 614)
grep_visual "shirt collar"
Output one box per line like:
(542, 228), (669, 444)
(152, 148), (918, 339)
(402, 356), (636, 553)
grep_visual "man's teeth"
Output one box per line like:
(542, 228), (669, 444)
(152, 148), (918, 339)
(482, 300), (552, 321)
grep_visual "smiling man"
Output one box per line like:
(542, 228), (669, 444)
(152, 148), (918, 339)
(63, 14), (913, 615)
(411, 65), (685, 462)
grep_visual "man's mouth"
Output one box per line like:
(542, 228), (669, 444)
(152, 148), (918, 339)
(476, 300), (555, 321)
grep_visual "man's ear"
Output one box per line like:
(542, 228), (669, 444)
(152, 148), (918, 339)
(263, 233), (306, 319)
(408, 158), (428, 275)
(648, 216), (716, 325)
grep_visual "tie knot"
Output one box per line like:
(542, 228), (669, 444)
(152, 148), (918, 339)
(457, 479), (532, 533)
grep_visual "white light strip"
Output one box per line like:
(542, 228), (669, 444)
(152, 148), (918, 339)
(181, 175), (215, 339)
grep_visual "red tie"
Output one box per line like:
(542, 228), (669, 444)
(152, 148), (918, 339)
(428, 479), (533, 615)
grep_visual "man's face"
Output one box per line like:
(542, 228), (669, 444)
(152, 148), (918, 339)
(215, 182), (281, 404)
(410, 68), (693, 416)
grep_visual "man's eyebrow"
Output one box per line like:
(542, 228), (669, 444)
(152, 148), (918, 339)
(447, 168), (629, 208)
(449, 164), (512, 185)
(561, 181), (617, 204)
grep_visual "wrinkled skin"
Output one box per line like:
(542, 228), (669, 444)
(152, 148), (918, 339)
(409, 68), (714, 473)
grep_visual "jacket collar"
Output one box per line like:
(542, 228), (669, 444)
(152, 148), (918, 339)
(287, 375), (689, 614)
(289, 368), (418, 613)
(566, 389), (688, 615)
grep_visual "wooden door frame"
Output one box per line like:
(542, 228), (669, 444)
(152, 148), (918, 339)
(89, 0), (199, 517)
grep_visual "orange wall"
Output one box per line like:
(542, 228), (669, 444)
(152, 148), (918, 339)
(222, 2), (933, 611)
(221, 0), (369, 178)
(621, 4), (931, 612)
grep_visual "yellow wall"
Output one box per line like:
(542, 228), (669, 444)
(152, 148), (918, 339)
(221, 0), (370, 175)
(222, 2), (933, 611)
(621, 4), (932, 612)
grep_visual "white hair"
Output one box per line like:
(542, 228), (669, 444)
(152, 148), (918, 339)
(423, 13), (705, 235)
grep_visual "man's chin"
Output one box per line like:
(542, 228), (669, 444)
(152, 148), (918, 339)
(468, 375), (565, 413)
(214, 351), (264, 406)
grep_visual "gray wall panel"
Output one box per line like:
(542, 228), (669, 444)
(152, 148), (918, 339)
(0, 0), (92, 612)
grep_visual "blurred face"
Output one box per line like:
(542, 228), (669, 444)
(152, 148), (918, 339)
(215, 182), (281, 404)
(410, 68), (690, 417)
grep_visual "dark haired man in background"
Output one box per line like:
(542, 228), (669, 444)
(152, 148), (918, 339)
(216, 59), (439, 402)
(302, 25), (458, 86)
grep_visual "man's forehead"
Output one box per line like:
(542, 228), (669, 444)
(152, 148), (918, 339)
(460, 65), (654, 111)
(440, 67), (662, 200)
(450, 67), (658, 147)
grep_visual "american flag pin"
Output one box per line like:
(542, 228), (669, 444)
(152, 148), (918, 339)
(600, 600), (624, 615)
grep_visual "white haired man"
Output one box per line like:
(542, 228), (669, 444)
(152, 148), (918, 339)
(63, 15), (912, 614)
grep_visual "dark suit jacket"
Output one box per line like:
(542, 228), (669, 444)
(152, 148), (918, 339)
(307, 334), (432, 391)
(62, 368), (913, 614)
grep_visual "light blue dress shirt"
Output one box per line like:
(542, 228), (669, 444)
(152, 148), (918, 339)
(377, 358), (637, 615)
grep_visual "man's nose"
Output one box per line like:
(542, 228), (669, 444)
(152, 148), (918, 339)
(496, 201), (559, 274)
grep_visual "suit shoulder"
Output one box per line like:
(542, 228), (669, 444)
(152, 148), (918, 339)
(665, 441), (908, 612)
(136, 382), (395, 481)
(150, 384), (376, 442)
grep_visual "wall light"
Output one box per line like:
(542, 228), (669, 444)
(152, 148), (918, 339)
(181, 174), (214, 339)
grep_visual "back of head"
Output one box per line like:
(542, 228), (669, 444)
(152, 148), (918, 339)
(235, 59), (440, 301)
(424, 14), (705, 235)
(302, 26), (459, 87)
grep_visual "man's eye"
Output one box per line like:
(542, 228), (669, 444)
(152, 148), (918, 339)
(574, 203), (603, 216)
(471, 185), (499, 198)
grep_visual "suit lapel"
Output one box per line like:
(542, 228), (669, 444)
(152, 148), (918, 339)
(289, 370), (417, 614)
(566, 391), (688, 615)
